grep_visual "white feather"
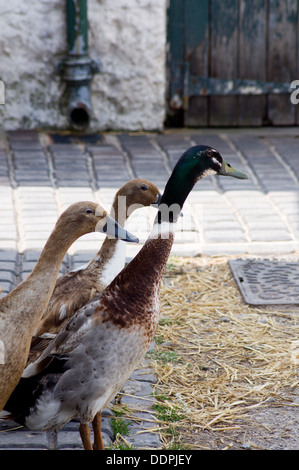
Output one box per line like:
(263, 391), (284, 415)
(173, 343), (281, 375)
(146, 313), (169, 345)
(100, 241), (126, 287)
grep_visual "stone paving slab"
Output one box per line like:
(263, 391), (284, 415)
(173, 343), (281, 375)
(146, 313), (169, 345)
(1, 128), (299, 449)
(0, 414), (114, 450)
(1, 128), (299, 257)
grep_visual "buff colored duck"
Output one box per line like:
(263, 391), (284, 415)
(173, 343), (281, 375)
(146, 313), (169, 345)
(33, 179), (160, 340)
(0, 201), (138, 410)
(2, 146), (247, 449)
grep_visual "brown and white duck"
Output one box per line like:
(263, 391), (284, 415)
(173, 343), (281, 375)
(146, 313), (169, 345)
(0, 201), (138, 410)
(1, 146), (247, 449)
(33, 179), (160, 340)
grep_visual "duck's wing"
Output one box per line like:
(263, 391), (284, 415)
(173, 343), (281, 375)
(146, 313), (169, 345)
(35, 269), (98, 336)
(23, 293), (102, 378)
(28, 334), (56, 364)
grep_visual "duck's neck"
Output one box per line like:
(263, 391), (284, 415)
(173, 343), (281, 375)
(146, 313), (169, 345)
(2, 221), (83, 328)
(159, 162), (197, 211)
(107, 174), (194, 307)
(84, 200), (129, 282)
(85, 236), (126, 288)
(107, 227), (174, 321)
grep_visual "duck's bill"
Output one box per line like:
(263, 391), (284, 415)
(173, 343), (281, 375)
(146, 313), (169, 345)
(99, 215), (139, 243)
(151, 193), (162, 209)
(218, 160), (248, 179)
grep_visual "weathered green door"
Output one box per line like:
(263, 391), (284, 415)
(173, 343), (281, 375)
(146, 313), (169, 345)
(166, 0), (299, 127)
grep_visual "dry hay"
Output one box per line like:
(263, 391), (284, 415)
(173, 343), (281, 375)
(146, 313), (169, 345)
(148, 256), (299, 448)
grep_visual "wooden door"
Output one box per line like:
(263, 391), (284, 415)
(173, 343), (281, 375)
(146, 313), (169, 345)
(166, 0), (299, 127)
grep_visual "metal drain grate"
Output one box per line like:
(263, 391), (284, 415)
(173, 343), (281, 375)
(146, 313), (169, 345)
(229, 259), (299, 305)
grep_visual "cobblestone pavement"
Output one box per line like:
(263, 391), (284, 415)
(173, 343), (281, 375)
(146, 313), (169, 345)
(0, 127), (299, 449)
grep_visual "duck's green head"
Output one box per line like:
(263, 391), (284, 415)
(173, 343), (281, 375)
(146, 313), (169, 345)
(160, 145), (248, 210)
(177, 145), (248, 181)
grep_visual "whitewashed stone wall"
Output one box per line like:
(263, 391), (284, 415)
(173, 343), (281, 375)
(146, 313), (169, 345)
(0, 0), (167, 131)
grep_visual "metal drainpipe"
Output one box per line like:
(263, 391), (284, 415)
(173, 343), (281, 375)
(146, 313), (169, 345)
(58, 0), (100, 131)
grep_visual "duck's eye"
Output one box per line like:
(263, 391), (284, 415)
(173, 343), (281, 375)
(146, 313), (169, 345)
(141, 185), (148, 191)
(85, 209), (93, 214)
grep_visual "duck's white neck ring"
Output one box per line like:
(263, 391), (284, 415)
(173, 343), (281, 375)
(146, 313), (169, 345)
(149, 221), (176, 240)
